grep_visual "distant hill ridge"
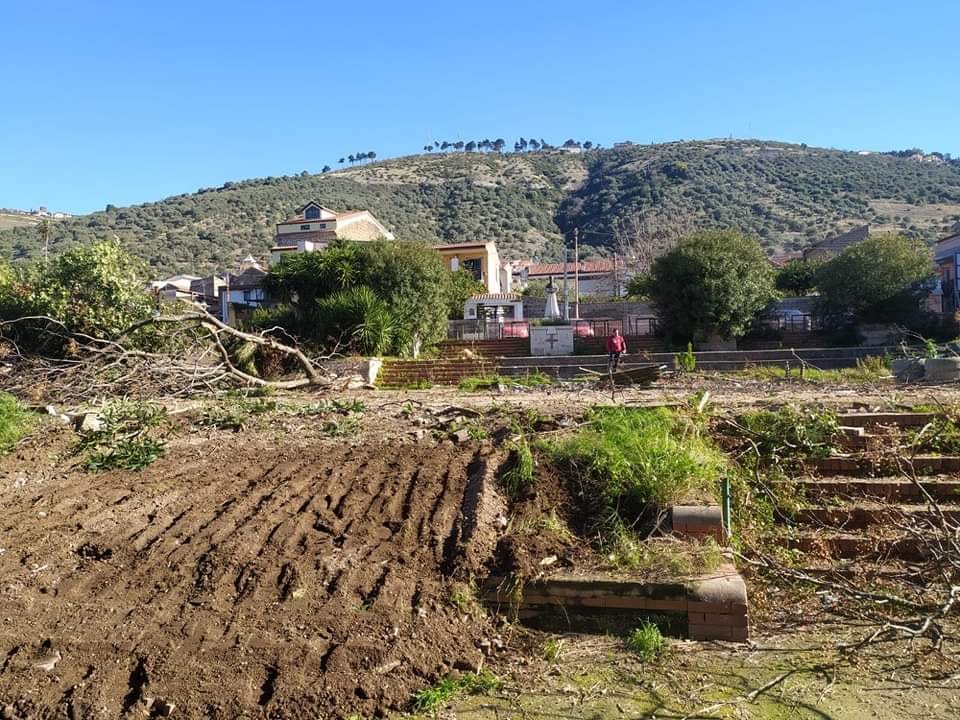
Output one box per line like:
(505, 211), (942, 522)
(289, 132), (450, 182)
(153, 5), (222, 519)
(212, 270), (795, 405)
(3, 139), (960, 275)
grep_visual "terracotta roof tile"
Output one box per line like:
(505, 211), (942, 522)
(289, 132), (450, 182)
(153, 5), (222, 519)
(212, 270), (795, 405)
(526, 259), (617, 276)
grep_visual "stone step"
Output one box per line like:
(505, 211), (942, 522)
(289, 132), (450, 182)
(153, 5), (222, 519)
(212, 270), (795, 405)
(775, 529), (932, 561)
(780, 476), (960, 502)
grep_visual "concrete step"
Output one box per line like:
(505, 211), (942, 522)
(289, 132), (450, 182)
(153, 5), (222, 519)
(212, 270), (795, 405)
(780, 476), (960, 502)
(482, 564), (749, 642)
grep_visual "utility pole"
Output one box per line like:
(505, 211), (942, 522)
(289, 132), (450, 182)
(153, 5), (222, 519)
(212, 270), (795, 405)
(41, 219), (50, 261)
(573, 228), (580, 319)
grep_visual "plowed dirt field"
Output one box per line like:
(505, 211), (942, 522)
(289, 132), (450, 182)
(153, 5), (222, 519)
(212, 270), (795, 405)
(0, 429), (502, 718)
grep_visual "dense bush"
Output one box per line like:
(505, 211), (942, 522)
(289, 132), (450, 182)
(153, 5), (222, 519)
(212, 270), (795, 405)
(256, 239), (456, 356)
(0, 238), (153, 352)
(814, 233), (935, 323)
(775, 257), (822, 296)
(639, 230), (776, 343)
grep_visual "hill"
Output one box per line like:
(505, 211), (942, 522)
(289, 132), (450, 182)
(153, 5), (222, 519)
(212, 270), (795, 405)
(3, 139), (960, 275)
(0, 212), (41, 232)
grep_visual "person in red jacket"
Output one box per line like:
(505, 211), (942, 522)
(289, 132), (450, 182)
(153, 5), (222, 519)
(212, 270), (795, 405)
(606, 329), (627, 371)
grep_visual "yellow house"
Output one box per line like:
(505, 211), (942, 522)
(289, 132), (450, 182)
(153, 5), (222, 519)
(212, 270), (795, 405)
(434, 241), (511, 294)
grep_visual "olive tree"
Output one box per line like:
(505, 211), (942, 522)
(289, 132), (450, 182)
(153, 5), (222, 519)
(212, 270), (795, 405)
(641, 230), (777, 344)
(814, 233), (934, 322)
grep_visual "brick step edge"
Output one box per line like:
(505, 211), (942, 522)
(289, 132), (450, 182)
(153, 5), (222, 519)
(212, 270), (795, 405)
(772, 532), (931, 561)
(481, 566), (748, 642)
(775, 478), (960, 502)
(808, 456), (960, 475)
(791, 505), (960, 529)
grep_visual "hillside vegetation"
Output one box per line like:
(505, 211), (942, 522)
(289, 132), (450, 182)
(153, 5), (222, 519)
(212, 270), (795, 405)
(3, 139), (960, 275)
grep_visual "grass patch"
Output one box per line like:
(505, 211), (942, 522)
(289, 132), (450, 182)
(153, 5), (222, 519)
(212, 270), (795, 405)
(736, 356), (891, 383)
(500, 435), (535, 497)
(0, 392), (32, 453)
(607, 535), (724, 576)
(625, 620), (666, 661)
(735, 406), (840, 461)
(543, 406), (724, 514)
(907, 416), (960, 454)
(542, 637), (565, 663)
(511, 510), (574, 542)
(74, 400), (167, 472)
(410, 670), (501, 714)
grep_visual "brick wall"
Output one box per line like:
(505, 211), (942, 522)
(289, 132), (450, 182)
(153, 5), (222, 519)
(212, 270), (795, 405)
(377, 358), (496, 387)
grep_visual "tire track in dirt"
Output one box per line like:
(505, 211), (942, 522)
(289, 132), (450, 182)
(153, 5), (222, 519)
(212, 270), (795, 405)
(0, 432), (505, 718)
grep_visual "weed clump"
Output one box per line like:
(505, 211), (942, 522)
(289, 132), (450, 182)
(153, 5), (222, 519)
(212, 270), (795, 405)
(500, 435), (535, 497)
(0, 392), (32, 454)
(736, 406), (840, 462)
(74, 400), (167, 472)
(545, 406), (724, 513)
(608, 536), (724, 577)
(460, 371), (552, 392)
(625, 620), (666, 661)
(410, 670), (501, 713)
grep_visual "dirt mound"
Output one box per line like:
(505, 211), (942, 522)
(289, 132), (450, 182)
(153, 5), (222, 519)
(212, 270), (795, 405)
(0, 430), (504, 718)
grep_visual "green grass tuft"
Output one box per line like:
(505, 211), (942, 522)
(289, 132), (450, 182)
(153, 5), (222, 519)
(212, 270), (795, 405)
(501, 435), (535, 497)
(625, 620), (666, 661)
(0, 392), (33, 453)
(74, 400), (167, 472)
(544, 406), (724, 514)
(410, 670), (501, 713)
(735, 356), (891, 384)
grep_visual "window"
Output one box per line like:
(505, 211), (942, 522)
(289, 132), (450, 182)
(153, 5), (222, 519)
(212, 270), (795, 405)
(304, 206), (321, 220)
(300, 224), (310, 231)
(462, 258), (482, 282)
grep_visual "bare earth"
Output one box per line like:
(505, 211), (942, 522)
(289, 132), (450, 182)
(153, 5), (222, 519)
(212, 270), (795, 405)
(1, 377), (958, 718)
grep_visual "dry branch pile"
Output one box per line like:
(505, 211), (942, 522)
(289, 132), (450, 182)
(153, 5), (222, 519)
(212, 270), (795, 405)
(0, 307), (333, 403)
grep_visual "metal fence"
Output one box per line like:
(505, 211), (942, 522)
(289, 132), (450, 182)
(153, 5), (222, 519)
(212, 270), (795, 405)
(573, 316), (659, 337)
(446, 320), (530, 340)
(751, 313), (820, 333)
(447, 316), (660, 340)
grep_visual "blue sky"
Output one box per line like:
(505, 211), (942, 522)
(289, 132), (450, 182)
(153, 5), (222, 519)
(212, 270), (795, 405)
(2, 0), (958, 214)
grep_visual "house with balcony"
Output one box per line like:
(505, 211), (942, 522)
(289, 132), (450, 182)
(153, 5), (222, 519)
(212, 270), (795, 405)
(516, 258), (627, 297)
(935, 230), (960, 314)
(434, 241), (513, 294)
(270, 201), (394, 263)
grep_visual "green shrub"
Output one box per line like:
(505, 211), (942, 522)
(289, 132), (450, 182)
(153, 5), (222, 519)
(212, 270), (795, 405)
(75, 400), (168, 472)
(674, 342), (696, 372)
(545, 407), (723, 518)
(625, 620), (666, 661)
(737, 406), (840, 460)
(410, 670), (501, 713)
(501, 435), (535, 497)
(0, 392), (32, 453)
